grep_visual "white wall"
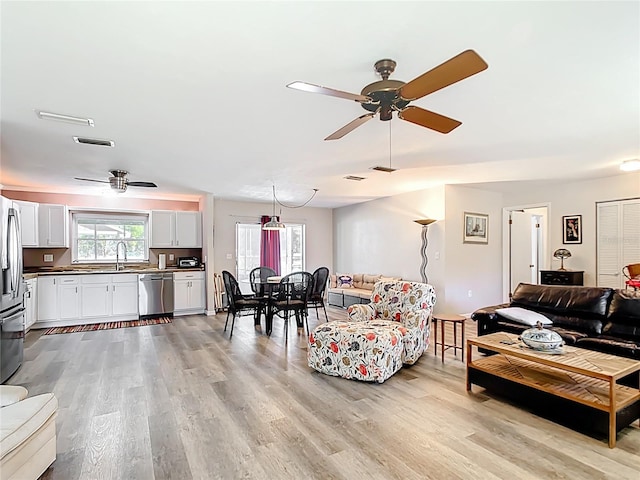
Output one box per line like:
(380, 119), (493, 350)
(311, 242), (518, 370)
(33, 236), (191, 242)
(443, 185), (504, 313)
(333, 186), (445, 282)
(213, 199), (333, 276)
(502, 173), (640, 286)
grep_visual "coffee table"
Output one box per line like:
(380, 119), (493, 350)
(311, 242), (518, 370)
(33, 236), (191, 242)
(466, 332), (640, 448)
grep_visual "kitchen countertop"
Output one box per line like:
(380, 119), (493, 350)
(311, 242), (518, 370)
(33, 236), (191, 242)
(23, 267), (205, 279)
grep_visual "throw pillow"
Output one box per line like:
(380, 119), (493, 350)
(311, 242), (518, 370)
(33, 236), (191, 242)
(495, 307), (552, 326)
(338, 275), (353, 288)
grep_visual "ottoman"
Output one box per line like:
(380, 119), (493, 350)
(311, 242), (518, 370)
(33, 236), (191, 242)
(308, 320), (404, 383)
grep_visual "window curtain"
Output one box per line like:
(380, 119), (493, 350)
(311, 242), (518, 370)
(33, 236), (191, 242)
(260, 215), (281, 275)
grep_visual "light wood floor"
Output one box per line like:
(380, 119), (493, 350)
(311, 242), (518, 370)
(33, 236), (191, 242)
(9, 307), (640, 480)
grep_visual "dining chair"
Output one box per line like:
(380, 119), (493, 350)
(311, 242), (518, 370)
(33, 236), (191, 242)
(222, 270), (262, 338)
(308, 267), (329, 322)
(623, 263), (640, 290)
(270, 271), (314, 341)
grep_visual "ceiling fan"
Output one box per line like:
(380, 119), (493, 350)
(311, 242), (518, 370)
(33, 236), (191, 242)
(75, 170), (157, 193)
(287, 50), (488, 140)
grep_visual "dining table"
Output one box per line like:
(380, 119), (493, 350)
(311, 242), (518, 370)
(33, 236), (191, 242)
(249, 277), (284, 335)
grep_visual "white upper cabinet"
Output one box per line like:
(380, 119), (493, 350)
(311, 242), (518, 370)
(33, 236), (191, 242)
(151, 210), (201, 248)
(38, 204), (69, 247)
(15, 200), (39, 247)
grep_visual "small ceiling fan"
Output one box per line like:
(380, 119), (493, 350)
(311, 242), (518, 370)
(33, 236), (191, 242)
(287, 50), (488, 140)
(75, 170), (157, 193)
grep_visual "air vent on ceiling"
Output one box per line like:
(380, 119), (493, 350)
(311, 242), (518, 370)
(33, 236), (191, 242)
(371, 166), (396, 173)
(73, 137), (115, 147)
(344, 175), (366, 181)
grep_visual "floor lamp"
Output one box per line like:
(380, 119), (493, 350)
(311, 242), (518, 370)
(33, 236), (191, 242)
(414, 219), (436, 283)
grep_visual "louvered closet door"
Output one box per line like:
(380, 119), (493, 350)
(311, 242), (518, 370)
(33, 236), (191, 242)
(597, 199), (640, 289)
(597, 203), (621, 288)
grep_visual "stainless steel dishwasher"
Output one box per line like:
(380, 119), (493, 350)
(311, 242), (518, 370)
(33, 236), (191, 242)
(138, 273), (174, 319)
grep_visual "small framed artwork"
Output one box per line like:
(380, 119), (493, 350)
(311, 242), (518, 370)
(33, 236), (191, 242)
(563, 215), (582, 244)
(463, 212), (489, 244)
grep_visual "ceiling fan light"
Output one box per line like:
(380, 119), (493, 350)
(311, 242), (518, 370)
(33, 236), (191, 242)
(262, 216), (285, 230)
(620, 159), (640, 172)
(109, 177), (127, 193)
(36, 110), (94, 126)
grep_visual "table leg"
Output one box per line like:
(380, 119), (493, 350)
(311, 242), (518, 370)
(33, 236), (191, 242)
(461, 320), (465, 363)
(466, 341), (472, 391)
(266, 302), (273, 336)
(433, 317), (437, 356)
(441, 319), (445, 363)
(454, 322), (458, 358)
(609, 379), (616, 448)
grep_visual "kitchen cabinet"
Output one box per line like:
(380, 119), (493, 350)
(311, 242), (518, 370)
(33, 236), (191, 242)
(58, 277), (81, 320)
(15, 201), (39, 247)
(174, 271), (206, 315)
(37, 277), (59, 322)
(38, 204), (68, 247)
(24, 278), (37, 331)
(35, 273), (138, 328)
(151, 211), (202, 248)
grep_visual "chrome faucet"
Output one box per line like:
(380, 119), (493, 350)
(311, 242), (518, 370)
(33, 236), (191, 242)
(115, 241), (128, 271)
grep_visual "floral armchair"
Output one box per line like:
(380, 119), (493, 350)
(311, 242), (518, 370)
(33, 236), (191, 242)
(347, 280), (436, 364)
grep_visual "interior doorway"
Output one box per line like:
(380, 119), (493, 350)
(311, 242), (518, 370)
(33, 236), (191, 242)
(502, 204), (549, 302)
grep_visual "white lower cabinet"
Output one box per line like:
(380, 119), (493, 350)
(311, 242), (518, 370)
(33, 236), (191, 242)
(174, 271), (206, 315)
(35, 273), (139, 328)
(24, 278), (37, 331)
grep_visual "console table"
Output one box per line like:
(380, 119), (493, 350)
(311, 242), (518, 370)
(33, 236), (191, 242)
(540, 270), (584, 286)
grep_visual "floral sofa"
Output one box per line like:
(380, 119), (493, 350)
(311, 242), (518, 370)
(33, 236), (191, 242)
(308, 280), (436, 383)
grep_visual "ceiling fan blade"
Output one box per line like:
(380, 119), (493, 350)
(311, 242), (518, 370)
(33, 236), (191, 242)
(127, 181), (157, 188)
(74, 177), (109, 184)
(399, 50), (488, 101)
(287, 81), (371, 103)
(398, 106), (461, 134)
(324, 113), (375, 141)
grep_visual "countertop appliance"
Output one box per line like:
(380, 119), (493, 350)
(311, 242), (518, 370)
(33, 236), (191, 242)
(177, 256), (199, 268)
(139, 272), (174, 319)
(1, 195), (25, 383)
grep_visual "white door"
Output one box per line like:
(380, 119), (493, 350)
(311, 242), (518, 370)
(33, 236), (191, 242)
(39, 204), (68, 247)
(59, 285), (80, 320)
(189, 278), (206, 310)
(15, 201), (39, 247)
(150, 211), (175, 247)
(175, 211), (201, 247)
(174, 280), (190, 311)
(37, 277), (58, 322)
(81, 284), (111, 318)
(510, 211), (535, 293)
(112, 282), (139, 316)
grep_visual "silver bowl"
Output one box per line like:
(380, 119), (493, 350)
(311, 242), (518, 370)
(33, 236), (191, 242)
(520, 322), (564, 351)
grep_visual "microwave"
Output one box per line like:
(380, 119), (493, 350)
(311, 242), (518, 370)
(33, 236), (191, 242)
(177, 257), (200, 268)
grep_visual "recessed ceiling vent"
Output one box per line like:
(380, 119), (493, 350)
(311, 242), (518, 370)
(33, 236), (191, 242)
(344, 175), (366, 181)
(73, 137), (114, 147)
(371, 166), (396, 173)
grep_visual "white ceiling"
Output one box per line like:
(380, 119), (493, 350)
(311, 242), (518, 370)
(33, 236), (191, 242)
(1, 1), (638, 208)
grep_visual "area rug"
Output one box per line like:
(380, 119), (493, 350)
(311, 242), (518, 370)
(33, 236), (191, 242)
(42, 317), (172, 335)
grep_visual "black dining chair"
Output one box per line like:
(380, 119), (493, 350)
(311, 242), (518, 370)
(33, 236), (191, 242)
(249, 266), (278, 320)
(270, 271), (314, 341)
(308, 267), (329, 322)
(222, 270), (262, 338)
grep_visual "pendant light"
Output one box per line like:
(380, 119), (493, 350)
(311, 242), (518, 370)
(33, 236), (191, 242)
(263, 185), (286, 230)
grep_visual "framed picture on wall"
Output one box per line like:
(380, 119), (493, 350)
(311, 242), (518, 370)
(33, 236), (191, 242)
(563, 215), (582, 244)
(463, 212), (489, 244)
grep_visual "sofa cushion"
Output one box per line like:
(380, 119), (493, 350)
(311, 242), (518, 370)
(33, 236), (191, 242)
(0, 393), (58, 459)
(511, 283), (614, 320)
(602, 290), (640, 340)
(576, 336), (640, 360)
(548, 327), (589, 345)
(330, 275), (337, 288)
(545, 314), (604, 336)
(351, 274), (364, 289)
(0, 386), (28, 408)
(361, 274), (381, 291)
(495, 307), (552, 326)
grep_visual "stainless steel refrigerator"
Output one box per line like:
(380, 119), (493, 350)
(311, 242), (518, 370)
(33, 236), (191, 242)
(1, 195), (25, 383)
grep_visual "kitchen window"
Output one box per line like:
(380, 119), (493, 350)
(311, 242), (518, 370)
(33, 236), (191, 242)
(71, 212), (149, 263)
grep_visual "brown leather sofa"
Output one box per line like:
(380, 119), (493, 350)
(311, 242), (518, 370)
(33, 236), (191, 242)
(472, 283), (640, 360)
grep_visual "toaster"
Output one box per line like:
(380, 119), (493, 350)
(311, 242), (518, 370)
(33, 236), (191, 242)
(177, 257), (200, 268)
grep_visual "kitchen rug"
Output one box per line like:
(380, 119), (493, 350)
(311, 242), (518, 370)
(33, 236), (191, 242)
(42, 317), (172, 335)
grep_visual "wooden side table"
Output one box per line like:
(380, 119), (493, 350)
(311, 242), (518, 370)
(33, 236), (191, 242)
(433, 314), (466, 363)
